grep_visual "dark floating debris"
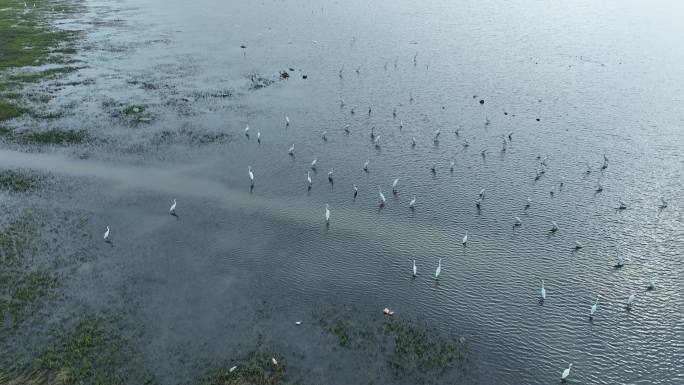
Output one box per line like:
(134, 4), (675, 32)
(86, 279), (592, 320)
(479, 99), (485, 104)
(536, 118), (540, 121)
(289, 67), (295, 71)
(302, 74), (308, 79)
(240, 45), (246, 49)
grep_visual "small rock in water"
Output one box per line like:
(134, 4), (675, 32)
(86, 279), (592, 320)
(383, 307), (395, 316)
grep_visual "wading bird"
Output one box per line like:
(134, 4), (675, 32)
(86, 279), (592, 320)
(590, 296), (599, 318)
(561, 363), (572, 382)
(170, 199), (177, 215)
(325, 204), (330, 223)
(435, 258), (442, 279)
(627, 290), (636, 309)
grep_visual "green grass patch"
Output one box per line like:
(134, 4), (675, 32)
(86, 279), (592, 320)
(0, 99), (26, 121)
(16, 128), (89, 144)
(0, 168), (46, 192)
(38, 313), (157, 385)
(0, 0), (84, 120)
(200, 350), (287, 385)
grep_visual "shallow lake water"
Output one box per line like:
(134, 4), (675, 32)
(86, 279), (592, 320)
(2, 0), (684, 383)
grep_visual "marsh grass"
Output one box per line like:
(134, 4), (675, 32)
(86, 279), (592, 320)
(0, 169), (46, 192)
(0, 0), (83, 121)
(316, 305), (468, 381)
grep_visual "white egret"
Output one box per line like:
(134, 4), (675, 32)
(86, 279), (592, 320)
(525, 197), (532, 208)
(306, 172), (312, 187)
(244, 125), (250, 136)
(288, 144), (295, 155)
(411, 137), (416, 147)
(514, 216), (522, 226)
(412, 260), (417, 277)
(325, 204), (330, 223)
(449, 161), (455, 171)
(627, 290), (636, 308)
(353, 184), (358, 197)
(285, 116), (290, 126)
(363, 160), (369, 171)
(551, 221), (559, 232)
(378, 187), (386, 204)
(392, 178), (399, 193)
(435, 258), (442, 279)
(328, 169), (333, 182)
(103, 226), (110, 241)
(248, 166), (254, 186)
(399, 120), (403, 129)
(311, 158), (317, 169)
(479, 188), (485, 198)
(647, 278), (656, 290)
(322, 130), (327, 141)
(256, 129), (261, 143)
(540, 279), (546, 300)
(409, 196), (416, 208)
(618, 200), (627, 210)
(561, 363), (572, 381)
(462, 231), (468, 245)
(374, 135), (381, 147)
(590, 296), (598, 317)
(574, 240), (583, 249)
(170, 199), (177, 215)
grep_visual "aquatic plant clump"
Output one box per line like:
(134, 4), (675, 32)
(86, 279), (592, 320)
(200, 350), (287, 385)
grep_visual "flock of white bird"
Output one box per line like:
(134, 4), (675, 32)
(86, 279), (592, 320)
(98, 59), (671, 383)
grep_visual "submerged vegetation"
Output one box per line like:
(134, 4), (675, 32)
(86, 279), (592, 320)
(200, 350), (287, 385)
(0, 0), (83, 122)
(316, 305), (468, 382)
